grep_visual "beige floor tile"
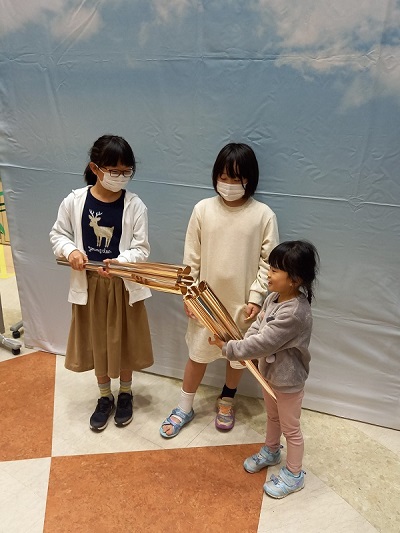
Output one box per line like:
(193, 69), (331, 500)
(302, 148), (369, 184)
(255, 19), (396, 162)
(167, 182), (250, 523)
(348, 419), (400, 456)
(52, 357), (163, 456)
(258, 468), (378, 532)
(0, 457), (50, 533)
(301, 409), (400, 533)
(188, 417), (264, 448)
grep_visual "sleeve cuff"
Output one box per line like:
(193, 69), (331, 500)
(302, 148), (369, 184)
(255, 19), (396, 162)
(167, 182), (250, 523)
(248, 290), (264, 307)
(64, 244), (79, 260)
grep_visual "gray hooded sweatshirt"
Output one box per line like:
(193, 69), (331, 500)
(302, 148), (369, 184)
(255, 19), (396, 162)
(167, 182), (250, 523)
(223, 292), (312, 393)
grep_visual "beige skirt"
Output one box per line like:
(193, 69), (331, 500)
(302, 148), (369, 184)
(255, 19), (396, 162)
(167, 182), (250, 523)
(65, 271), (153, 378)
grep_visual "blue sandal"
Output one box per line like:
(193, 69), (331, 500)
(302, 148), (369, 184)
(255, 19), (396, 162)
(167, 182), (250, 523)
(159, 407), (195, 439)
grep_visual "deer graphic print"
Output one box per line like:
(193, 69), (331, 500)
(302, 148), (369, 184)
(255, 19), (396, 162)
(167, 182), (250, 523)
(88, 210), (114, 247)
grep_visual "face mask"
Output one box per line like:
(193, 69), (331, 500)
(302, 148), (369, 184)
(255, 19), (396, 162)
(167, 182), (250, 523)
(100, 171), (130, 192)
(217, 181), (246, 202)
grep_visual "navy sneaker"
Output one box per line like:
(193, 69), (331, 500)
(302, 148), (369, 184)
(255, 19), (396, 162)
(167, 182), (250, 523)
(114, 392), (133, 427)
(89, 396), (115, 432)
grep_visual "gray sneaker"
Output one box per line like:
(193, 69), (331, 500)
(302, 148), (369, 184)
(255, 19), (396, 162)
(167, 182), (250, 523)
(243, 445), (281, 473)
(264, 466), (305, 498)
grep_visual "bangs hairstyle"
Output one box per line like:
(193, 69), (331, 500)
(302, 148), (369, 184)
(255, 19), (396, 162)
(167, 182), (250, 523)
(84, 135), (136, 185)
(269, 241), (320, 303)
(212, 143), (259, 198)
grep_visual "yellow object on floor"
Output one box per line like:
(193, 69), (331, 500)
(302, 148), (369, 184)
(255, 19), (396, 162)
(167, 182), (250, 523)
(0, 245), (13, 279)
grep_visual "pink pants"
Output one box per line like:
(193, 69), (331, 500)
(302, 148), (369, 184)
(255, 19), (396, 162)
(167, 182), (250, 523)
(262, 386), (304, 474)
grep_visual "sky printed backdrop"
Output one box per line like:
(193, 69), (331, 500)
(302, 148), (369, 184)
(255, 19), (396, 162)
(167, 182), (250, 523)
(1, 0), (399, 428)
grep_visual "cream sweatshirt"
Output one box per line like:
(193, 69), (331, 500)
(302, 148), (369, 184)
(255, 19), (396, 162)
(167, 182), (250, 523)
(184, 195), (279, 359)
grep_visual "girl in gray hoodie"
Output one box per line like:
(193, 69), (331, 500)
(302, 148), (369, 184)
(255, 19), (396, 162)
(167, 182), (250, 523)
(210, 240), (319, 499)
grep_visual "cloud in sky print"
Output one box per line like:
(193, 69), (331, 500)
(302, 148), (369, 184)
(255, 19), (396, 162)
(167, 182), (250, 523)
(1, 0), (400, 110)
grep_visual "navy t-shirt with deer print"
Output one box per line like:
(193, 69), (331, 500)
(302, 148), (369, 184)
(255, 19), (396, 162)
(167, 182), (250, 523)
(82, 188), (125, 261)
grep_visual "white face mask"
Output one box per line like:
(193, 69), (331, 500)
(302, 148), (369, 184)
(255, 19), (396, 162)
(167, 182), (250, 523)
(100, 171), (130, 192)
(217, 181), (246, 202)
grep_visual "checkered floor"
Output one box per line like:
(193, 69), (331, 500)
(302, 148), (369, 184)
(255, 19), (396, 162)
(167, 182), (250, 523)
(1, 347), (399, 532)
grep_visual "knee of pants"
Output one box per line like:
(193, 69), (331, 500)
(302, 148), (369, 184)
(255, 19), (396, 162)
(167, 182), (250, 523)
(281, 426), (302, 441)
(267, 413), (280, 424)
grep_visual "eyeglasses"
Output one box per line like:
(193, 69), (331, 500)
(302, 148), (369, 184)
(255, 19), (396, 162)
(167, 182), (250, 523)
(95, 164), (134, 178)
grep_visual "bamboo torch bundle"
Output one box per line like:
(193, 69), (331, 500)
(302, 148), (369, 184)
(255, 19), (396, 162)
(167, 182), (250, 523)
(184, 282), (276, 400)
(56, 258), (194, 295)
(57, 257), (276, 400)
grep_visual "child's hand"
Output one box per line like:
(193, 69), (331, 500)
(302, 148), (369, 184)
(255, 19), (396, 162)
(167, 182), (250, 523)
(68, 250), (88, 271)
(184, 302), (197, 320)
(97, 258), (114, 278)
(132, 274), (146, 285)
(208, 334), (224, 350)
(244, 302), (261, 321)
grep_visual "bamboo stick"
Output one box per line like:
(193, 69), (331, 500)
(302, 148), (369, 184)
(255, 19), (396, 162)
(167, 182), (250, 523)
(131, 278), (182, 294)
(242, 360), (276, 400)
(197, 289), (242, 340)
(57, 258), (192, 278)
(198, 281), (241, 336)
(120, 262), (192, 276)
(184, 296), (229, 341)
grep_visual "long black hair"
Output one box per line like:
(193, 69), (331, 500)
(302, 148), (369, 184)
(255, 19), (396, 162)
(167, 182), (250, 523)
(268, 240), (320, 303)
(84, 135), (136, 185)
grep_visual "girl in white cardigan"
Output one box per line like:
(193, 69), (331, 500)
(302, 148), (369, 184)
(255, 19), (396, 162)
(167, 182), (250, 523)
(50, 135), (153, 432)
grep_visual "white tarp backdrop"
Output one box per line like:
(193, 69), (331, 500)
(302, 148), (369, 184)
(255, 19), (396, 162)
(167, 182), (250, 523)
(0, 1), (399, 429)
